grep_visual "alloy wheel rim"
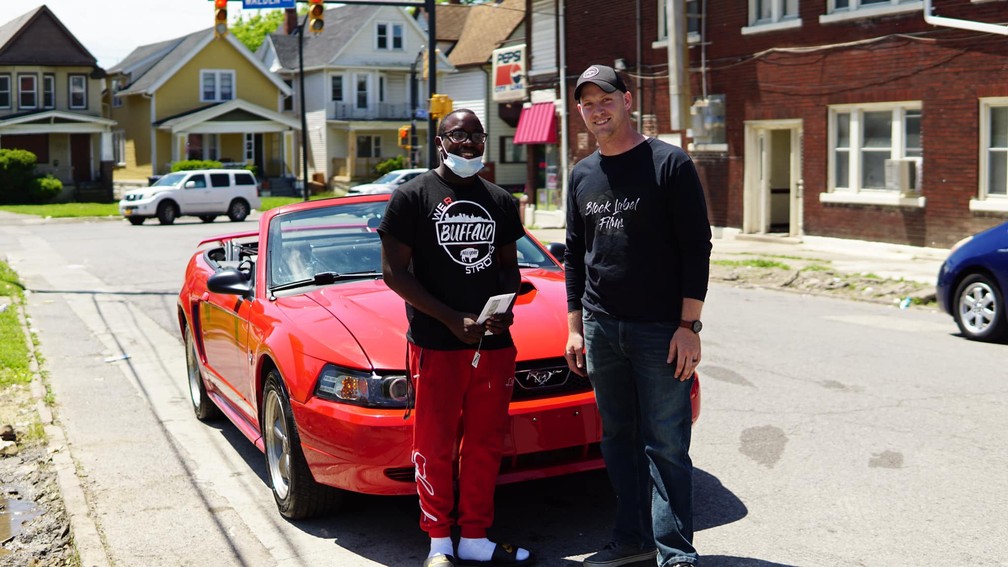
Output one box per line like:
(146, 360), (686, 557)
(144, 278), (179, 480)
(959, 282), (997, 334)
(264, 390), (291, 500)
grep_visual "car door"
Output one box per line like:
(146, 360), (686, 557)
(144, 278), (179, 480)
(200, 261), (257, 422)
(181, 173), (212, 213)
(207, 172), (232, 211)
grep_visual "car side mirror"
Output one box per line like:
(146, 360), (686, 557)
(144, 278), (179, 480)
(184, 180), (196, 189)
(548, 242), (566, 261)
(208, 267), (252, 297)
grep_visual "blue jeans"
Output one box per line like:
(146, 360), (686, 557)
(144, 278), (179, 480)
(583, 310), (697, 566)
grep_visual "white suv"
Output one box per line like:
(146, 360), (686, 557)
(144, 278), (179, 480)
(119, 169), (262, 225)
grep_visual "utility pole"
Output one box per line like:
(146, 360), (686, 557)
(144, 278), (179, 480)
(298, 14), (309, 201)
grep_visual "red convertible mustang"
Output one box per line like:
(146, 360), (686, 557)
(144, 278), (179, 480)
(177, 195), (700, 519)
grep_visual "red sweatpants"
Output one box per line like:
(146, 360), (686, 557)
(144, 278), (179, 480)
(408, 342), (517, 539)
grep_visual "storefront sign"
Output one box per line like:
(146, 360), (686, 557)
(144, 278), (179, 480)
(492, 45), (526, 102)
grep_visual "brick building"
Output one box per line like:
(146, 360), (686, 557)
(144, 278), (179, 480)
(555, 0), (1008, 247)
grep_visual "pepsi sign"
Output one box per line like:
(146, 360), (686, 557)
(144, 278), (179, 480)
(492, 45), (526, 102)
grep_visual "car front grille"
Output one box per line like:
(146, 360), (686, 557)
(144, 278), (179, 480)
(511, 358), (592, 401)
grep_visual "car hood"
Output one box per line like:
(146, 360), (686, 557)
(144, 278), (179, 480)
(276, 270), (569, 371)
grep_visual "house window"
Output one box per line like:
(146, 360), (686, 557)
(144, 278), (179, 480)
(18, 74), (37, 109)
(500, 136), (525, 163)
(69, 74), (87, 109)
(112, 130), (126, 166)
(111, 78), (124, 108)
(187, 133), (220, 160)
(657, 0), (700, 45)
(826, 102), (922, 202)
(977, 99), (1008, 211)
(356, 75), (369, 109)
(331, 75), (343, 102)
(830, 0), (913, 11)
(376, 22), (403, 50)
(378, 76), (385, 103)
(357, 135), (380, 158)
(825, 0), (922, 18)
(43, 74), (55, 108)
(282, 79), (293, 111)
(245, 133), (256, 162)
(0, 75), (10, 108)
(200, 70), (235, 102)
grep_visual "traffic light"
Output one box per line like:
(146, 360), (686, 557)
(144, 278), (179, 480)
(429, 94), (453, 120)
(214, 0), (227, 37)
(398, 126), (410, 149)
(308, 0), (324, 33)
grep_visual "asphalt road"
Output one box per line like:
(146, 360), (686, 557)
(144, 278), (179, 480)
(1, 213), (1005, 566)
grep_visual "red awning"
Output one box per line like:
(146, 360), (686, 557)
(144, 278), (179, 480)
(513, 102), (557, 144)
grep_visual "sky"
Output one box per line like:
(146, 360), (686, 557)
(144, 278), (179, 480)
(0, 1), (264, 70)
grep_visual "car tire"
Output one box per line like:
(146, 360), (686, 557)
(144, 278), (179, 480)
(227, 199), (250, 222)
(262, 369), (344, 519)
(127, 217), (145, 226)
(199, 215), (217, 223)
(157, 201), (178, 225)
(185, 329), (220, 421)
(953, 273), (1007, 342)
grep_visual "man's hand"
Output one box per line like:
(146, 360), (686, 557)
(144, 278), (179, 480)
(483, 312), (514, 335)
(451, 313), (485, 344)
(565, 332), (587, 377)
(668, 328), (700, 381)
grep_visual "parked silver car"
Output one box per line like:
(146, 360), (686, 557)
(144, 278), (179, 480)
(119, 169), (261, 226)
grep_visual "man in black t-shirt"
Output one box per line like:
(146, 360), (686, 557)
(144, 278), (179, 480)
(564, 65), (711, 567)
(378, 109), (533, 567)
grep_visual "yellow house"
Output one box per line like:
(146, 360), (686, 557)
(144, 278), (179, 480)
(107, 28), (299, 190)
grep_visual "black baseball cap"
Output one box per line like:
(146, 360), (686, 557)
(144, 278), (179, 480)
(574, 64), (628, 100)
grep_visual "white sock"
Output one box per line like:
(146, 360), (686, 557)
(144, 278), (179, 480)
(428, 537), (453, 559)
(457, 537), (529, 562)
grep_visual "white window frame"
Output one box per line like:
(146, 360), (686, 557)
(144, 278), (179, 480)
(18, 74), (37, 110)
(975, 97), (1008, 213)
(356, 134), (381, 158)
(654, 0), (700, 48)
(112, 130), (126, 166)
(42, 74), (55, 109)
(376, 22), (404, 51)
(111, 78), (123, 108)
(200, 70), (235, 103)
(0, 75), (10, 109)
(742, 0), (802, 35)
(68, 74), (87, 109)
(331, 75), (344, 102)
(821, 101), (925, 208)
(355, 73), (370, 110)
(821, 0), (923, 24)
(244, 133), (256, 163)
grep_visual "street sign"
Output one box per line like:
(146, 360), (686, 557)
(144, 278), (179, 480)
(243, 0), (295, 8)
(492, 45), (526, 102)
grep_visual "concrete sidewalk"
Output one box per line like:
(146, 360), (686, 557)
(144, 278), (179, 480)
(530, 226), (948, 286)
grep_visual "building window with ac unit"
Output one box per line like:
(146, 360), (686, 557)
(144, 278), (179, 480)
(975, 99), (1008, 213)
(822, 102), (924, 207)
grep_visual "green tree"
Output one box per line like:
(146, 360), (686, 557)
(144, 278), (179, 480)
(232, 9), (286, 53)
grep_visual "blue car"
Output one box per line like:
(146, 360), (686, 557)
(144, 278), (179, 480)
(936, 220), (1008, 342)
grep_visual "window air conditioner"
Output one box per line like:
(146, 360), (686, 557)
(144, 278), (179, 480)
(884, 158), (917, 194)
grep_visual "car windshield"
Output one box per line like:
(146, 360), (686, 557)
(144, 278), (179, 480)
(372, 172), (401, 184)
(267, 200), (559, 291)
(151, 172), (187, 187)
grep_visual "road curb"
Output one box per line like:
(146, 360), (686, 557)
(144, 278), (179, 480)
(18, 299), (111, 567)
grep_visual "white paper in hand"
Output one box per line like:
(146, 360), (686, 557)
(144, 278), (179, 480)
(476, 292), (516, 333)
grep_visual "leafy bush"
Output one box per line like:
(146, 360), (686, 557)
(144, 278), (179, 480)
(29, 174), (62, 204)
(171, 159), (223, 172)
(0, 149), (39, 204)
(375, 155), (408, 176)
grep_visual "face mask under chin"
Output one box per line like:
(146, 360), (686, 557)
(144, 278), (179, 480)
(441, 145), (485, 178)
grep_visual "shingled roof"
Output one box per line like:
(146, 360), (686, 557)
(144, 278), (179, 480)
(0, 5), (98, 68)
(267, 4), (380, 71)
(446, 0), (524, 67)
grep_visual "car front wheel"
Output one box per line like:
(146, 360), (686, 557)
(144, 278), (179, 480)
(953, 273), (1007, 342)
(262, 369), (343, 519)
(127, 217), (145, 226)
(227, 199), (250, 222)
(157, 202), (178, 225)
(199, 215), (217, 223)
(185, 329), (220, 421)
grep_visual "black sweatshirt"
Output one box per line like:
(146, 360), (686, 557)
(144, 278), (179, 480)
(564, 138), (712, 322)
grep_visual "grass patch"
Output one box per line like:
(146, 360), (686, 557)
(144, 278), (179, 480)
(0, 260), (31, 388)
(801, 264), (831, 272)
(0, 202), (119, 218)
(713, 258), (791, 270)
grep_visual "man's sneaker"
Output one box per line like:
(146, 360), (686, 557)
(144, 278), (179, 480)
(582, 542), (658, 567)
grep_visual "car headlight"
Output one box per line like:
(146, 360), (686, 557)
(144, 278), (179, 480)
(314, 364), (411, 408)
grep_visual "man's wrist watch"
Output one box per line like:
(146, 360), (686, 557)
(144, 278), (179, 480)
(680, 319), (703, 334)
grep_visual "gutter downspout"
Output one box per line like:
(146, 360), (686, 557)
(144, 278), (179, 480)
(923, 0), (1008, 35)
(559, 0), (569, 227)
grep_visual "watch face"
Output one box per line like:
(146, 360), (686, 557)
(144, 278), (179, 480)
(691, 320), (703, 333)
